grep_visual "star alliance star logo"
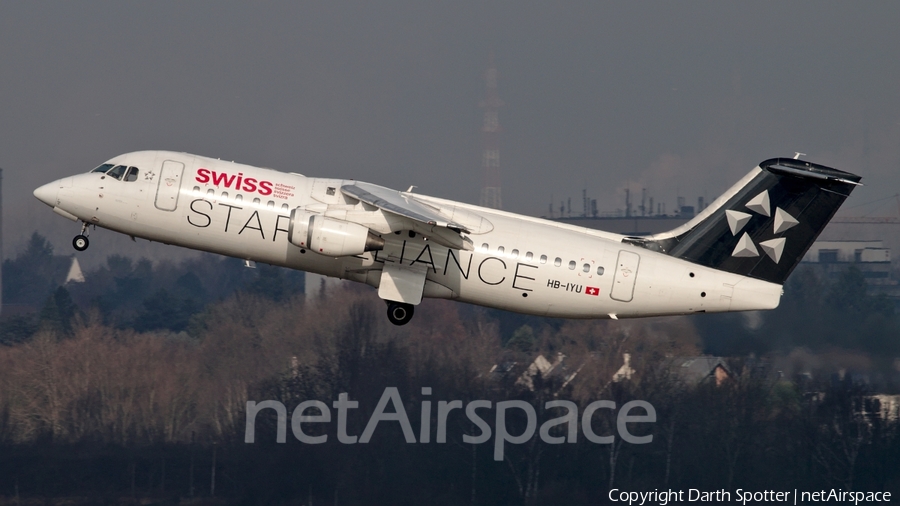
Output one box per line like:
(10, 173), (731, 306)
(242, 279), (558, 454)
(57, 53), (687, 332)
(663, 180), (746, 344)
(725, 189), (798, 263)
(145, 171), (156, 181)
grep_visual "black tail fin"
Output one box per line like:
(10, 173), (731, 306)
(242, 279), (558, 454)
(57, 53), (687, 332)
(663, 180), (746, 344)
(625, 158), (861, 285)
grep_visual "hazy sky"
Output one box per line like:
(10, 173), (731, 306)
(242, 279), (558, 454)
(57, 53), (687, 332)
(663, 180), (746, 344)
(2, 2), (900, 266)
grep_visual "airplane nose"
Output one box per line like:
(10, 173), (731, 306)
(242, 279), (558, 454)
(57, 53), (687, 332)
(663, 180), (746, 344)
(33, 181), (59, 206)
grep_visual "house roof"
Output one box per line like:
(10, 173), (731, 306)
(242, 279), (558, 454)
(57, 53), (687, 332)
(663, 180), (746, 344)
(671, 356), (732, 384)
(490, 353), (584, 392)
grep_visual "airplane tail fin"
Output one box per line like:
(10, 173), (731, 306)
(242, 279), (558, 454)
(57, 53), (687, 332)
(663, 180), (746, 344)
(625, 158), (861, 285)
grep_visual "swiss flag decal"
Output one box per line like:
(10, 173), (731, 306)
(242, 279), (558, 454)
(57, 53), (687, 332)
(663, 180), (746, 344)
(585, 286), (600, 296)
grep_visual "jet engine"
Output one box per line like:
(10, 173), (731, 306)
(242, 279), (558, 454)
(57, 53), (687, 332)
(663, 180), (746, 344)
(289, 209), (384, 256)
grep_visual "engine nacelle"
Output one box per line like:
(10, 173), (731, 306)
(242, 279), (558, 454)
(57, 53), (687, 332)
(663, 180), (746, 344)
(289, 209), (384, 256)
(288, 209), (315, 249)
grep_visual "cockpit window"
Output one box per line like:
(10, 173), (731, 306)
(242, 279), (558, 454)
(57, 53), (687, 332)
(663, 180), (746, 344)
(91, 163), (114, 173)
(124, 166), (139, 182)
(106, 165), (127, 180)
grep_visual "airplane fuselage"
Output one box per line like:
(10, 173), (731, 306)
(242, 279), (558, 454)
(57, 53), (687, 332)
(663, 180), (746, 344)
(36, 151), (783, 320)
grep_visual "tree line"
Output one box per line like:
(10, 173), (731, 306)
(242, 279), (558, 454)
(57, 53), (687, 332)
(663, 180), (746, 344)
(0, 233), (897, 503)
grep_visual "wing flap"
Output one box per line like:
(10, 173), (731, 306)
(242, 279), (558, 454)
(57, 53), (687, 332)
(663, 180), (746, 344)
(378, 261), (428, 305)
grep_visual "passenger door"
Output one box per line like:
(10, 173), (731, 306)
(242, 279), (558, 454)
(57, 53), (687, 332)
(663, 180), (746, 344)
(155, 160), (185, 211)
(610, 250), (640, 302)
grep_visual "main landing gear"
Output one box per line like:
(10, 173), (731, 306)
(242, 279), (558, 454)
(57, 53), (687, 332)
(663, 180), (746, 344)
(73, 222), (90, 252)
(386, 301), (414, 326)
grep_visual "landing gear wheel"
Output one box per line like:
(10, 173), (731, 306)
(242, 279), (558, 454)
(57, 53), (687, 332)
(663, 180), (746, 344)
(73, 235), (89, 251)
(386, 302), (414, 326)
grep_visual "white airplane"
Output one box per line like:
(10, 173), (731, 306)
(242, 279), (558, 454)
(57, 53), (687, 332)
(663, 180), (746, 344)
(33, 152), (860, 325)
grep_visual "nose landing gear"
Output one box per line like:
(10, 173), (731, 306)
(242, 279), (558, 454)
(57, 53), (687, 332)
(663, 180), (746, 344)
(73, 222), (90, 252)
(386, 301), (415, 326)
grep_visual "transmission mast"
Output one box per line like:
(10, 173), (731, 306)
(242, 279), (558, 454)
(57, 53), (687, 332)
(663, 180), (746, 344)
(0, 168), (3, 317)
(479, 53), (503, 209)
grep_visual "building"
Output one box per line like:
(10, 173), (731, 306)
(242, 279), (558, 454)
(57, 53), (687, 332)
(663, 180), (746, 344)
(801, 240), (893, 285)
(798, 239), (900, 302)
(610, 353), (733, 387)
(490, 353), (584, 393)
(670, 356), (733, 387)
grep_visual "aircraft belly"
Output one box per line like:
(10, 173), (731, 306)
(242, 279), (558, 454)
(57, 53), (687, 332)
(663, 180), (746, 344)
(350, 238), (783, 318)
(445, 250), (603, 318)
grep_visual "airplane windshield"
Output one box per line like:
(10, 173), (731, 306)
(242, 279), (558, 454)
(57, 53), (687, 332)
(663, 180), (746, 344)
(91, 163), (114, 173)
(106, 165), (127, 180)
(124, 167), (139, 182)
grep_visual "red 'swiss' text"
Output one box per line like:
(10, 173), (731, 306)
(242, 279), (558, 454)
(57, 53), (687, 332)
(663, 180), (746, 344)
(195, 168), (274, 196)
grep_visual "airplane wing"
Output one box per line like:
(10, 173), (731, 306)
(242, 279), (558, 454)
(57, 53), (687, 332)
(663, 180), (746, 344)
(341, 182), (476, 250)
(341, 183), (470, 232)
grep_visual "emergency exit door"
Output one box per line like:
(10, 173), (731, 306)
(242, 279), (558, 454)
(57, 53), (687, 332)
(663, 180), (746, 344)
(610, 250), (640, 302)
(155, 160), (184, 211)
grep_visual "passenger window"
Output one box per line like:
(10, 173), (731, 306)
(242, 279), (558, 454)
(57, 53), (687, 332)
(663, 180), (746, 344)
(124, 167), (139, 181)
(511, 249), (519, 258)
(92, 163), (114, 173)
(482, 243), (489, 251)
(525, 252), (533, 261)
(597, 266), (605, 275)
(568, 261), (576, 270)
(235, 194), (243, 202)
(554, 257), (562, 267)
(253, 198), (260, 205)
(221, 192), (229, 199)
(207, 189), (215, 196)
(540, 255), (548, 264)
(193, 186), (201, 195)
(281, 203), (289, 210)
(583, 263), (590, 273)
(267, 201), (275, 208)
(497, 246), (505, 254)
(107, 165), (127, 180)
